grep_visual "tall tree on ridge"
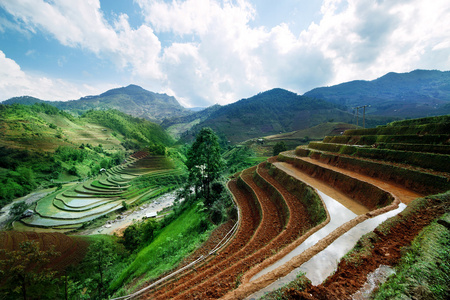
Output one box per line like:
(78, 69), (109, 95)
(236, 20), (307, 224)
(186, 127), (224, 206)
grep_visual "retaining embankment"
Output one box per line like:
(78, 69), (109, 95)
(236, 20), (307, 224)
(295, 147), (450, 195)
(279, 152), (394, 210)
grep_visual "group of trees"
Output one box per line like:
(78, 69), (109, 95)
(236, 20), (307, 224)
(122, 218), (157, 252)
(0, 239), (124, 300)
(0, 241), (60, 299)
(184, 128), (233, 223)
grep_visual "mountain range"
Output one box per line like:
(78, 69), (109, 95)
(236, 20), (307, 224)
(304, 69), (450, 117)
(3, 85), (191, 123)
(3, 69), (450, 143)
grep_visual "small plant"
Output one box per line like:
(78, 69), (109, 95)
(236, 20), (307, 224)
(235, 272), (243, 288)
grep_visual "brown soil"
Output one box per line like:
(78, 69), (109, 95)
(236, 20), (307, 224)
(142, 163), (315, 300)
(0, 231), (89, 273)
(142, 178), (261, 299)
(286, 196), (448, 299)
(133, 149), (440, 300)
(152, 168), (285, 299)
(283, 152), (421, 205)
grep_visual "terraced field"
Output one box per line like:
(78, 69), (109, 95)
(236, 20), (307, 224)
(131, 116), (449, 300)
(14, 151), (184, 232)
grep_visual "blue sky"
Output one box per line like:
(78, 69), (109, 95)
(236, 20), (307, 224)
(0, 0), (449, 107)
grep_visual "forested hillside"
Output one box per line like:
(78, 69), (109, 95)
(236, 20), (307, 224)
(304, 69), (450, 117)
(0, 103), (172, 207)
(179, 88), (396, 144)
(3, 85), (191, 123)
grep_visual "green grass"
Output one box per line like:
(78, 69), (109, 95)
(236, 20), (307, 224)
(260, 272), (311, 300)
(109, 200), (211, 295)
(373, 213), (450, 300)
(307, 142), (450, 172)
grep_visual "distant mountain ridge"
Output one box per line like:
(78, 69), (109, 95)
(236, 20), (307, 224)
(304, 69), (450, 117)
(3, 70), (450, 141)
(3, 85), (191, 123)
(178, 88), (393, 144)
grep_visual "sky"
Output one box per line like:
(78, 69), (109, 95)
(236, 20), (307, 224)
(0, 0), (449, 108)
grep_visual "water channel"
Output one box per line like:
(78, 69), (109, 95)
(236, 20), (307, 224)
(246, 175), (406, 299)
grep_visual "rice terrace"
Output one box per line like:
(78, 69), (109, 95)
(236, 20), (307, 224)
(0, 3), (450, 298)
(1, 86), (449, 299)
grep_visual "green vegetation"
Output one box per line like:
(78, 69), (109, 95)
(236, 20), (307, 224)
(0, 240), (60, 300)
(223, 145), (267, 174)
(60, 235), (126, 300)
(260, 272), (311, 300)
(307, 142), (450, 172)
(180, 88), (356, 145)
(81, 109), (174, 147)
(109, 198), (212, 295)
(8, 201), (30, 221)
(338, 192), (450, 300)
(107, 128), (232, 296)
(273, 141), (287, 156)
(186, 127), (225, 206)
(0, 103), (174, 209)
(374, 214), (450, 299)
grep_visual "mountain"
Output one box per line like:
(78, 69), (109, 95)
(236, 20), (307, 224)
(161, 104), (222, 139)
(178, 88), (397, 145)
(3, 85), (191, 123)
(2, 96), (47, 106)
(0, 102), (173, 153)
(304, 69), (450, 118)
(0, 102), (174, 204)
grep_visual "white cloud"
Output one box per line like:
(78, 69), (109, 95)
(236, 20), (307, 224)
(302, 0), (450, 84)
(1, 0), (449, 107)
(135, 0), (336, 106)
(0, 0), (163, 79)
(0, 50), (107, 101)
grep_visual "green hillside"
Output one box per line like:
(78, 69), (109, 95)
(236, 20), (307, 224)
(242, 122), (360, 156)
(3, 85), (191, 123)
(161, 104), (221, 139)
(0, 103), (173, 207)
(304, 69), (450, 118)
(179, 88), (396, 145)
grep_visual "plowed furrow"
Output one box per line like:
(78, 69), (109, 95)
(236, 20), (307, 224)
(144, 179), (261, 299)
(167, 170), (285, 299)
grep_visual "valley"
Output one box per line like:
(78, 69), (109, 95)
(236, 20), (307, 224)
(0, 72), (449, 300)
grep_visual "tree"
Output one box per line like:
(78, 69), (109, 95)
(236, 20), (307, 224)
(186, 128), (225, 206)
(122, 223), (141, 252)
(9, 201), (29, 221)
(0, 241), (60, 300)
(84, 240), (117, 298)
(273, 141), (287, 156)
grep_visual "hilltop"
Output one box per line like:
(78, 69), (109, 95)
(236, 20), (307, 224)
(3, 85), (191, 123)
(304, 69), (450, 117)
(178, 88), (397, 144)
(0, 103), (173, 207)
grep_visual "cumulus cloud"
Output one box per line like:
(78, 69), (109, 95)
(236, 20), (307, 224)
(0, 0), (163, 79)
(0, 50), (106, 101)
(1, 0), (449, 107)
(303, 0), (450, 84)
